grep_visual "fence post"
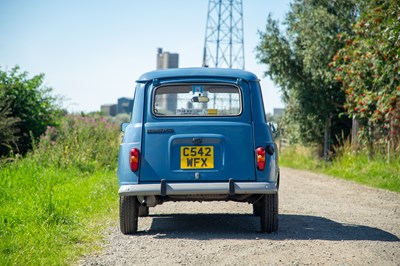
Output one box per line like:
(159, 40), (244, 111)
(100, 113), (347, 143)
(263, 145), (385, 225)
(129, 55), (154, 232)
(351, 116), (359, 151)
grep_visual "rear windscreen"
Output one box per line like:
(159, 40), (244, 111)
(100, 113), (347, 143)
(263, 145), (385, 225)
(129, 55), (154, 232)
(153, 84), (242, 117)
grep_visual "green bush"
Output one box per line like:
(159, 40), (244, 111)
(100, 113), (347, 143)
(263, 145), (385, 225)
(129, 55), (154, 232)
(0, 66), (62, 156)
(0, 100), (21, 153)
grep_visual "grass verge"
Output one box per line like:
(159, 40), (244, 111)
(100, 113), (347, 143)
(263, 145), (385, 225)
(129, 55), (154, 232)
(279, 145), (400, 192)
(0, 158), (118, 265)
(0, 114), (120, 265)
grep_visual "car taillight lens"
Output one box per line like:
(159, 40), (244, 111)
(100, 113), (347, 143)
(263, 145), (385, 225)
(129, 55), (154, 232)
(129, 148), (140, 172)
(256, 147), (266, 171)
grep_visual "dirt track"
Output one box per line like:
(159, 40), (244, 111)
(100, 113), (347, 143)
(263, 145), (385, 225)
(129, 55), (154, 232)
(80, 167), (400, 265)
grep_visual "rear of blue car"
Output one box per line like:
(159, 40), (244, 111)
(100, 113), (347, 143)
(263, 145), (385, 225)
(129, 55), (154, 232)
(118, 68), (279, 234)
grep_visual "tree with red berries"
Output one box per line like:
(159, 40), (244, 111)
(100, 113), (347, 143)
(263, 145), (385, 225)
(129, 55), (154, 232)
(332, 0), (400, 153)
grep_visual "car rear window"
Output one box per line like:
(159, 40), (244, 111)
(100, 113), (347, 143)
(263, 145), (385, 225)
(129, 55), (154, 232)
(153, 84), (242, 117)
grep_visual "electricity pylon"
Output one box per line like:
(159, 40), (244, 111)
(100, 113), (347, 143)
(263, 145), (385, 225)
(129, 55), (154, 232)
(202, 0), (245, 69)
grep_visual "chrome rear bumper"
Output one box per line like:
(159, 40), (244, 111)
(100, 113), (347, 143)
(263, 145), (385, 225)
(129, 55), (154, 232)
(119, 180), (277, 196)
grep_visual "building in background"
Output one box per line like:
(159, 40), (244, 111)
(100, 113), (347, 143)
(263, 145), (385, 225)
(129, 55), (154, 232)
(157, 48), (179, 69)
(117, 97), (133, 115)
(100, 97), (132, 117)
(273, 108), (284, 117)
(155, 48), (180, 113)
(100, 104), (117, 116)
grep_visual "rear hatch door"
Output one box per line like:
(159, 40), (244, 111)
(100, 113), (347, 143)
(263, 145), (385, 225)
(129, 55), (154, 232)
(140, 82), (255, 182)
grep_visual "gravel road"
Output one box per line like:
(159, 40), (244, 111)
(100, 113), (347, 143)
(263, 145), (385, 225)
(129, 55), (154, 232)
(80, 167), (400, 265)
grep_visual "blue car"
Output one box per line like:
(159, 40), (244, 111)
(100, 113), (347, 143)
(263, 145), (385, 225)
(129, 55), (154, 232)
(118, 68), (279, 234)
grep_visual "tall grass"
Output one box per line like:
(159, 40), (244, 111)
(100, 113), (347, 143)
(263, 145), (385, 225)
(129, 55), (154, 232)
(278, 144), (323, 170)
(326, 138), (400, 191)
(0, 114), (120, 265)
(279, 143), (400, 192)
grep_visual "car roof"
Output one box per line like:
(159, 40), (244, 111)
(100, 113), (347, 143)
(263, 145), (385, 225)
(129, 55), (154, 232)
(136, 67), (259, 83)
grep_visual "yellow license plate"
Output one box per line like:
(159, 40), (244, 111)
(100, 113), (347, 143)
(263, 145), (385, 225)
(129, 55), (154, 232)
(180, 146), (214, 169)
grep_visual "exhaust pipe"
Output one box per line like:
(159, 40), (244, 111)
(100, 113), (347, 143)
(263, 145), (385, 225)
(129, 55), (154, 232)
(137, 195), (157, 207)
(141, 196), (148, 207)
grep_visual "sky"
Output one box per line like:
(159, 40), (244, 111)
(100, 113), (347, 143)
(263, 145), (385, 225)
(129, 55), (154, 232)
(0, 0), (292, 114)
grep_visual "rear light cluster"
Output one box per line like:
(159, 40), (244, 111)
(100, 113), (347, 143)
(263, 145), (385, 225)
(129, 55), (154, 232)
(130, 148), (140, 172)
(256, 147), (266, 171)
(255, 145), (274, 171)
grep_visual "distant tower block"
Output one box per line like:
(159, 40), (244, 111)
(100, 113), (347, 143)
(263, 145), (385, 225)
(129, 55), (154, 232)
(157, 48), (179, 69)
(202, 0), (245, 69)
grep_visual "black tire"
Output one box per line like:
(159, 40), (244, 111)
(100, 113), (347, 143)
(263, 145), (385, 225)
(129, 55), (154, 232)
(138, 206), (149, 217)
(120, 196), (139, 234)
(260, 193), (278, 233)
(253, 202), (262, 217)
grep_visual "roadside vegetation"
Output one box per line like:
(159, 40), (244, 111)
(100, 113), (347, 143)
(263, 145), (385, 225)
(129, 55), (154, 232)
(257, 0), (399, 158)
(259, 0), (399, 191)
(0, 114), (120, 265)
(0, 66), (62, 157)
(279, 144), (400, 192)
(0, 67), (121, 265)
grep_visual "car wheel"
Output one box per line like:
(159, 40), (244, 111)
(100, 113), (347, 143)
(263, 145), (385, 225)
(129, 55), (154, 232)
(138, 206), (149, 217)
(120, 196), (139, 234)
(253, 202), (261, 216)
(260, 193), (278, 233)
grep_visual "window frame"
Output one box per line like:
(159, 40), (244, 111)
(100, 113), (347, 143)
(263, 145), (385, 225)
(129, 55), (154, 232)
(152, 82), (243, 118)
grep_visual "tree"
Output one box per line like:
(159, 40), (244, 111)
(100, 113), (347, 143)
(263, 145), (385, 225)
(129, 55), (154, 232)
(256, 0), (359, 156)
(332, 0), (400, 152)
(0, 66), (62, 156)
(0, 100), (21, 154)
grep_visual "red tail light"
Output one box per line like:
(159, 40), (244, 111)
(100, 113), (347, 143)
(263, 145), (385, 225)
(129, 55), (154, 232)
(256, 147), (266, 171)
(129, 148), (140, 172)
